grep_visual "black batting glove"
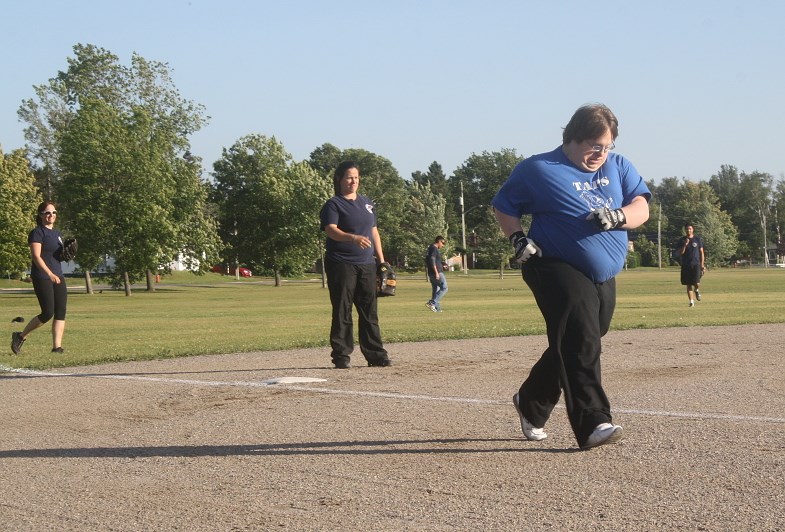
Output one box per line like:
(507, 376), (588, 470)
(509, 231), (542, 263)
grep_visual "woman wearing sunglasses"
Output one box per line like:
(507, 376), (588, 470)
(11, 202), (69, 354)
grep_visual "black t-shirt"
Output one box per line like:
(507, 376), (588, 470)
(320, 194), (378, 265)
(28, 225), (64, 280)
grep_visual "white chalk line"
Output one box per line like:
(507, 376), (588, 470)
(3, 365), (784, 424)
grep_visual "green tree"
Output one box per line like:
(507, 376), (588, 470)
(23, 44), (218, 293)
(773, 179), (785, 263)
(212, 135), (331, 284)
(411, 161), (458, 239)
(18, 44), (128, 188)
(634, 234), (659, 267)
(0, 148), (42, 277)
(672, 181), (738, 267)
(471, 206), (513, 275)
(710, 166), (775, 263)
(448, 149), (524, 267)
(736, 171), (775, 264)
(708, 164), (741, 214)
(398, 181), (448, 270)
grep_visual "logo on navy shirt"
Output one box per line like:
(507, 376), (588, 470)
(366, 204), (374, 214)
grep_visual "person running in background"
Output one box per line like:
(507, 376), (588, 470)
(679, 223), (705, 307)
(11, 202), (69, 355)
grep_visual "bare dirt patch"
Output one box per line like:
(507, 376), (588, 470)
(2, 324), (784, 530)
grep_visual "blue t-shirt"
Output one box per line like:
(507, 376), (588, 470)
(28, 225), (64, 280)
(320, 194), (378, 265)
(492, 146), (651, 283)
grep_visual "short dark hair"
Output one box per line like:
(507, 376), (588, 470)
(685, 223), (695, 229)
(333, 161), (359, 195)
(562, 103), (619, 145)
(434, 236), (445, 244)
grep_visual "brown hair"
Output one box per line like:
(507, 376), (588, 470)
(562, 103), (619, 145)
(36, 201), (55, 226)
(332, 161), (360, 195)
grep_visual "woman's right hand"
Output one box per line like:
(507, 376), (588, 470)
(49, 273), (61, 284)
(353, 234), (372, 249)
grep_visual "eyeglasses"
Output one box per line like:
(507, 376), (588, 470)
(586, 141), (615, 154)
(41, 211), (57, 216)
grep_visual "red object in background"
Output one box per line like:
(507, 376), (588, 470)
(211, 265), (252, 277)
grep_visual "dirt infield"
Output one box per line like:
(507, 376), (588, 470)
(2, 323), (784, 531)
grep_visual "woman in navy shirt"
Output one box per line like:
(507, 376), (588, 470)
(319, 161), (391, 369)
(11, 202), (69, 354)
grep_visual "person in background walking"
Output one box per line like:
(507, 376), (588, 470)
(425, 236), (448, 312)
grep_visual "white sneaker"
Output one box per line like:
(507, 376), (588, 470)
(512, 393), (547, 441)
(689, 300), (695, 307)
(582, 423), (624, 449)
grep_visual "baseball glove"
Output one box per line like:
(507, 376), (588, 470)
(61, 238), (78, 262)
(376, 262), (396, 297)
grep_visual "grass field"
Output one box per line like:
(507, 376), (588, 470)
(2, 267), (784, 369)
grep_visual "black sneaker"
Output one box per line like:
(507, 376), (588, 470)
(11, 332), (25, 355)
(51, 347), (65, 353)
(333, 359), (350, 369)
(368, 358), (392, 367)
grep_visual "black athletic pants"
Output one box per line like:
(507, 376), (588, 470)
(325, 260), (388, 365)
(519, 258), (615, 447)
(32, 276), (68, 322)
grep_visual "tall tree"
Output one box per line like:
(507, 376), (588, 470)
(411, 161), (458, 239)
(736, 171), (775, 263)
(709, 166), (775, 263)
(18, 44), (218, 293)
(212, 135), (331, 284)
(448, 149), (523, 266)
(708, 164), (741, 214)
(672, 181), (738, 267)
(773, 179), (785, 263)
(0, 148), (42, 277)
(398, 181), (448, 270)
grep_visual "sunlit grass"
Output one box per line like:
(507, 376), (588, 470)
(2, 267), (784, 369)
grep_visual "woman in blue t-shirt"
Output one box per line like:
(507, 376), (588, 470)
(319, 161), (391, 369)
(493, 104), (651, 450)
(11, 202), (69, 355)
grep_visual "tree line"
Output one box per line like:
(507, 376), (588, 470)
(2, 44), (784, 294)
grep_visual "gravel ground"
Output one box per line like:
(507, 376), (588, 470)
(1, 323), (784, 531)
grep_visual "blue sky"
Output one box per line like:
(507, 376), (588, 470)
(2, 0), (783, 184)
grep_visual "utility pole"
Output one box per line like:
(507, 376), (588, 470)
(658, 203), (662, 269)
(460, 181), (467, 274)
